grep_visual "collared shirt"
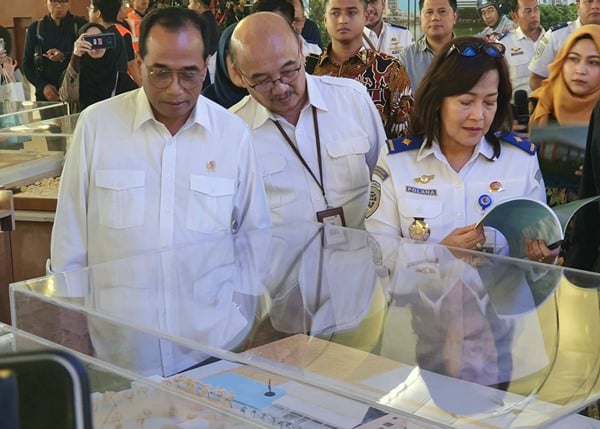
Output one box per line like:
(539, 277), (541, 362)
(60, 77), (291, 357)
(302, 35), (322, 56)
(398, 37), (435, 90)
(362, 22), (414, 59)
(230, 74), (386, 229)
(365, 137), (545, 240)
(313, 46), (413, 138)
(499, 25), (545, 95)
(477, 14), (516, 41)
(529, 18), (582, 79)
(51, 89), (271, 273)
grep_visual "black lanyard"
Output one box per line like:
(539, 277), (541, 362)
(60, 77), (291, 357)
(272, 106), (329, 206)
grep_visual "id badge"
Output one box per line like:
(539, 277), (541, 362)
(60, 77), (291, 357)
(316, 206), (346, 227)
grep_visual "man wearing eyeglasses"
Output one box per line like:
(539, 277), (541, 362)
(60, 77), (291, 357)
(363, 0), (413, 59)
(229, 12), (386, 229)
(498, 0), (544, 96)
(528, 0), (600, 90)
(22, 0), (87, 103)
(50, 7), (271, 274)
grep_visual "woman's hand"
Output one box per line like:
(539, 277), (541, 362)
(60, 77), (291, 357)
(0, 54), (17, 82)
(73, 34), (93, 58)
(526, 238), (561, 264)
(440, 224), (486, 251)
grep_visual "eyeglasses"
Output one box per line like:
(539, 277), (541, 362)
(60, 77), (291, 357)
(145, 67), (205, 89)
(446, 41), (505, 59)
(237, 64), (302, 92)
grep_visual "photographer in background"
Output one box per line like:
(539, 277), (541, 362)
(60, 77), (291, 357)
(59, 23), (123, 111)
(22, 0), (87, 103)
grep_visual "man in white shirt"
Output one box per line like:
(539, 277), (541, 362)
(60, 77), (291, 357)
(229, 12), (386, 229)
(528, 0), (600, 90)
(50, 7), (271, 273)
(363, 0), (413, 58)
(498, 0), (544, 95)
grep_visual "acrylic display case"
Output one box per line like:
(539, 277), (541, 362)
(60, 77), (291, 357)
(0, 106), (77, 310)
(0, 101), (71, 190)
(0, 324), (273, 428)
(9, 223), (600, 428)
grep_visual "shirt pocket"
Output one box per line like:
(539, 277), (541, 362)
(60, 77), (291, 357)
(95, 169), (145, 230)
(397, 198), (444, 238)
(325, 136), (370, 190)
(260, 154), (295, 209)
(187, 175), (235, 233)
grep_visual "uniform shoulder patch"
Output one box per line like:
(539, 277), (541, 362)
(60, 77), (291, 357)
(386, 135), (423, 154)
(365, 180), (381, 218)
(498, 30), (510, 41)
(500, 132), (537, 155)
(550, 22), (568, 32)
(373, 165), (389, 181)
(390, 23), (408, 30)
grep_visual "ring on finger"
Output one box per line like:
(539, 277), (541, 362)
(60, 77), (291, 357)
(475, 242), (483, 250)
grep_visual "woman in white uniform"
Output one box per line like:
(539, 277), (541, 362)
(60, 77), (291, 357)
(366, 36), (558, 263)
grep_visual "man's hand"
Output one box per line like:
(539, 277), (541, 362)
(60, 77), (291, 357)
(43, 83), (60, 101)
(43, 48), (65, 63)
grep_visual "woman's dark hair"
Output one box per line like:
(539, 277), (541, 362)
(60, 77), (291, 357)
(408, 36), (513, 158)
(78, 22), (107, 36)
(139, 7), (209, 60)
(92, 0), (122, 23)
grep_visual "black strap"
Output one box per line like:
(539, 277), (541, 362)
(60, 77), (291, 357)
(272, 106), (328, 205)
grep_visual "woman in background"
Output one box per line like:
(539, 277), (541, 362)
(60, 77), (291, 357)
(201, 23), (247, 108)
(529, 25), (600, 127)
(59, 23), (121, 111)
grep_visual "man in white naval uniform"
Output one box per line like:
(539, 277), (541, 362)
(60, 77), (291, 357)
(498, 0), (544, 95)
(363, 0), (413, 58)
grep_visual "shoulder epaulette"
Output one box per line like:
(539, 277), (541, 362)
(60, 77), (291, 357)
(550, 22), (568, 32)
(500, 132), (536, 155)
(498, 31), (510, 41)
(390, 23), (408, 30)
(386, 135), (423, 154)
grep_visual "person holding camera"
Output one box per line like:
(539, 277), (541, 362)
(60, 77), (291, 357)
(22, 0), (87, 103)
(59, 23), (123, 111)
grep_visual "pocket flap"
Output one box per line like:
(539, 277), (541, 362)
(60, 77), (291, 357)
(190, 175), (235, 196)
(398, 198), (443, 218)
(95, 170), (145, 191)
(260, 154), (286, 176)
(326, 136), (370, 158)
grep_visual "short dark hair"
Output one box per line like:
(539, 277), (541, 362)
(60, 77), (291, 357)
(139, 7), (210, 60)
(419, 0), (458, 12)
(409, 36), (513, 156)
(325, 0), (368, 10)
(252, 0), (295, 24)
(92, 0), (121, 23)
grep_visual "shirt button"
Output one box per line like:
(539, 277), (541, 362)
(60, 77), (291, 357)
(456, 213), (463, 219)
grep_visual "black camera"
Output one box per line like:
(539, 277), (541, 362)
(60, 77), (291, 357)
(83, 32), (116, 50)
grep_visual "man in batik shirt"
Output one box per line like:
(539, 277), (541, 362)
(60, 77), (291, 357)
(313, 0), (413, 138)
